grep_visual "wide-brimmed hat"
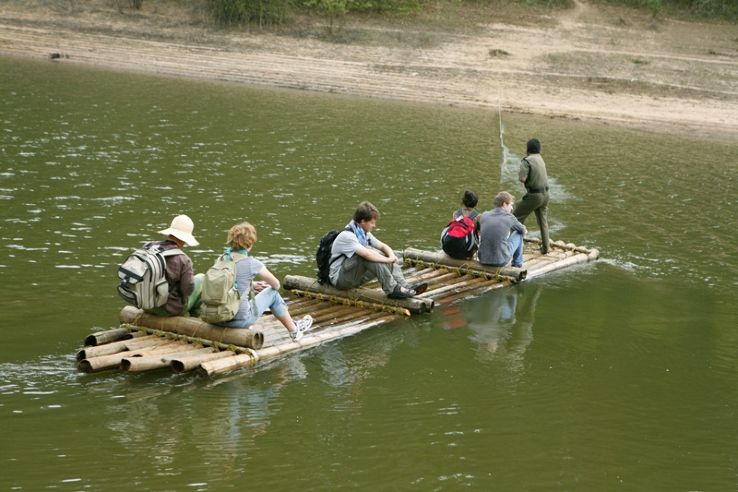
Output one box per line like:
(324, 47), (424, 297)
(159, 214), (199, 246)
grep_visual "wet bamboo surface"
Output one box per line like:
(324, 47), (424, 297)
(79, 242), (598, 377)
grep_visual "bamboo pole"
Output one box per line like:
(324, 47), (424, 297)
(198, 310), (399, 377)
(419, 275), (479, 298)
(119, 306), (264, 349)
(526, 253), (591, 280)
(78, 341), (183, 373)
(435, 278), (509, 304)
(402, 248), (526, 282)
(290, 289), (412, 317)
(84, 328), (135, 347)
(76, 334), (159, 361)
(426, 276), (491, 301)
(171, 350), (236, 373)
(315, 307), (374, 325)
(196, 353), (256, 377)
(121, 345), (208, 372)
(123, 325), (262, 354)
(283, 298), (326, 316)
(282, 275), (433, 314)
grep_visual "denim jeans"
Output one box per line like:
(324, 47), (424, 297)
(508, 230), (524, 268)
(221, 287), (288, 329)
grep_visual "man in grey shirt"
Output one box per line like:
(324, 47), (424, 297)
(478, 192), (527, 268)
(329, 201), (427, 299)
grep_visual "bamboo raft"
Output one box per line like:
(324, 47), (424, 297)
(78, 239), (598, 377)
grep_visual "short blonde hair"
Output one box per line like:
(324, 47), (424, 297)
(494, 191), (514, 208)
(226, 222), (257, 249)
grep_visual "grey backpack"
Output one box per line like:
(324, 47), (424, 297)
(117, 244), (183, 310)
(199, 252), (248, 324)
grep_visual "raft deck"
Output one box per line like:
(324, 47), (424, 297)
(78, 239), (598, 377)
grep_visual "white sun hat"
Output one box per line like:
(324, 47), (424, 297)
(159, 214), (199, 247)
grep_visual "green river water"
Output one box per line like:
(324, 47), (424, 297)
(1, 57), (737, 491)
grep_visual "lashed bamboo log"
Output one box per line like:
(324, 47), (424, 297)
(198, 312), (399, 377)
(197, 353), (256, 377)
(171, 350), (236, 373)
(121, 346), (209, 372)
(316, 308), (373, 326)
(119, 306), (264, 349)
(76, 334), (159, 361)
(282, 275), (433, 314)
(283, 299), (325, 317)
(290, 289), (412, 317)
(402, 248), (526, 282)
(526, 253), (591, 280)
(84, 328), (135, 347)
(437, 279), (509, 304)
(122, 325), (268, 354)
(78, 341), (183, 373)
(425, 276), (491, 301)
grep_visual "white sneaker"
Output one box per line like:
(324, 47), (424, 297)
(296, 315), (313, 333)
(290, 315), (314, 341)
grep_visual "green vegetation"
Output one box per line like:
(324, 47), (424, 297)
(204, 0), (578, 27)
(592, 0), (737, 21)
(207, 0), (290, 26)
(84, 0), (738, 28)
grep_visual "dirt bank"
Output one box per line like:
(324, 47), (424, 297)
(1, 1), (737, 139)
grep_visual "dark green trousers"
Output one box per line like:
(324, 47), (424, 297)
(334, 254), (406, 295)
(513, 192), (550, 253)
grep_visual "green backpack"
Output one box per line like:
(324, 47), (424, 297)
(199, 252), (248, 324)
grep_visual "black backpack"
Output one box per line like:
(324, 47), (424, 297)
(315, 227), (352, 284)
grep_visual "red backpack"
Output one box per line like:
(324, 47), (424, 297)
(445, 215), (476, 238)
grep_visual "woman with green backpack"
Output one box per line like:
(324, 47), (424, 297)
(213, 221), (313, 341)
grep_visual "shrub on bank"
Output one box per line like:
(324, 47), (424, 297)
(591, 0), (737, 21)
(207, 0), (291, 26)
(132, 0), (737, 26)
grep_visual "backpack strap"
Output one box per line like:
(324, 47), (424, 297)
(330, 226), (355, 266)
(161, 248), (184, 257)
(225, 251), (248, 263)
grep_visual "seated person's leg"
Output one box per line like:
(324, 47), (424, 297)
(508, 231), (524, 268)
(184, 273), (204, 315)
(334, 255), (369, 290)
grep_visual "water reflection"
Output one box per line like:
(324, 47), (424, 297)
(442, 282), (542, 376)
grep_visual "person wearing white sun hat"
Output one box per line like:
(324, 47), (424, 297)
(144, 214), (204, 316)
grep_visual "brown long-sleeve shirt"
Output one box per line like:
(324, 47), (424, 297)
(149, 240), (193, 315)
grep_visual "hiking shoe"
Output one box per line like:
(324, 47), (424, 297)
(296, 315), (313, 333)
(290, 315), (314, 341)
(409, 282), (428, 295)
(387, 285), (415, 299)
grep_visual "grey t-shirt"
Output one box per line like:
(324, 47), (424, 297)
(328, 229), (380, 285)
(478, 208), (527, 266)
(232, 255), (264, 320)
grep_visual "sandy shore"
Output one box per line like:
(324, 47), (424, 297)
(1, 1), (737, 139)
